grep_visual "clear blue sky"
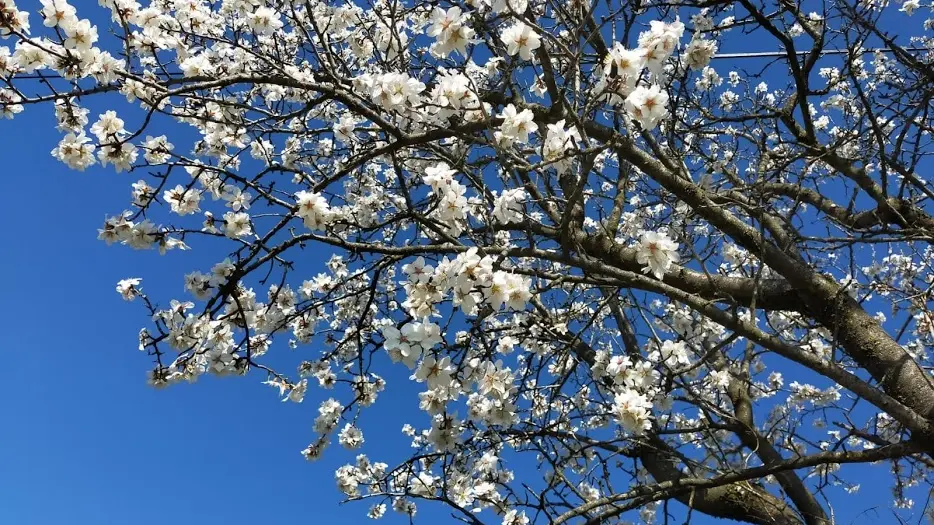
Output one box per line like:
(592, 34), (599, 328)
(0, 6), (921, 525)
(0, 105), (440, 524)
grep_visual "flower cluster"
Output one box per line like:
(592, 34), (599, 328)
(635, 230), (680, 279)
(592, 20), (686, 129)
(369, 72), (426, 111)
(98, 212), (188, 253)
(295, 190), (333, 230)
(497, 104), (538, 145)
(492, 188), (527, 224)
(423, 162), (469, 235)
(382, 320), (444, 368)
(427, 6), (474, 57)
(542, 119), (581, 173)
(501, 22), (540, 61)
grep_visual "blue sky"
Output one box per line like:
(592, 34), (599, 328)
(0, 105), (437, 524)
(0, 3), (926, 525)
(0, 119), (320, 523)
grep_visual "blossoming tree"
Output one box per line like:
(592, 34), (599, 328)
(3, 0), (934, 522)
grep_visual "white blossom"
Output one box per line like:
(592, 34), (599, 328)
(635, 230), (680, 279)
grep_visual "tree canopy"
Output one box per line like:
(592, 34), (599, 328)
(2, 0), (934, 523)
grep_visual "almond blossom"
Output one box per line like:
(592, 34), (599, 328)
(295, 190), (332, 230)
(500, 22), (540, 61)
(635, 230), (680, 279)
(497, 103), (538, 145)
(625, 84), (669, 130)
(427, 6), (473, 57)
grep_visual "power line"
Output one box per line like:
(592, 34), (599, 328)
(712, 46), (929, 60)
(6, 48), (930, 83)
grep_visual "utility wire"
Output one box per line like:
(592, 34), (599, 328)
(5, 48), (930, 82)
(712, 46), (929, 59)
